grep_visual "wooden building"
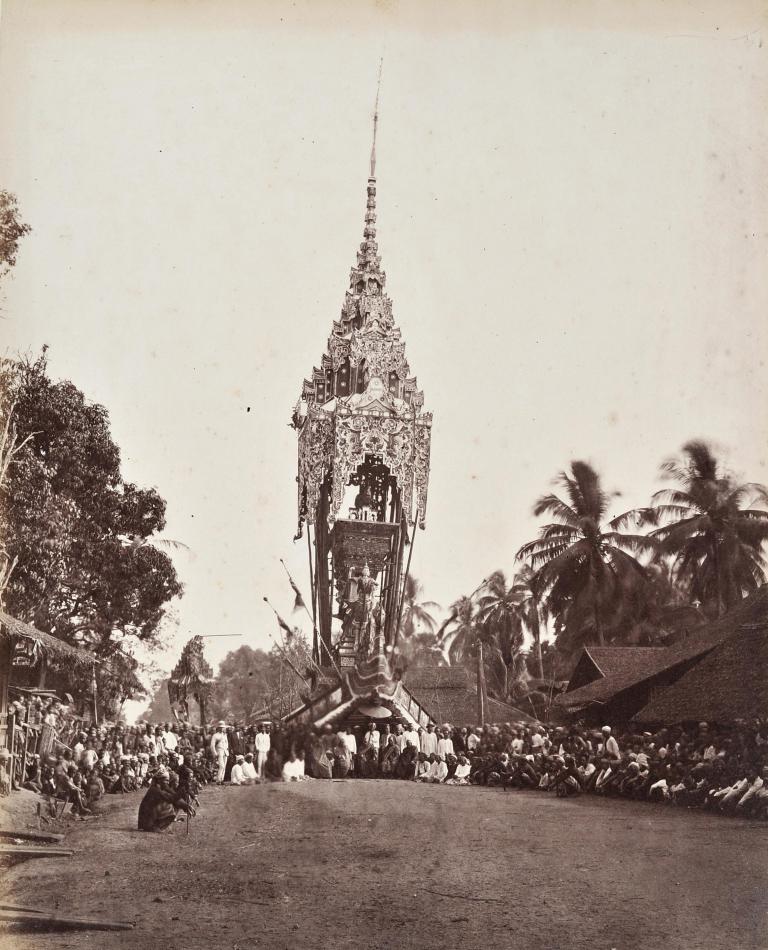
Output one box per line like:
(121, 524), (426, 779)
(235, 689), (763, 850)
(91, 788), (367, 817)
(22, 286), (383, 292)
(553, 585), (768, 725)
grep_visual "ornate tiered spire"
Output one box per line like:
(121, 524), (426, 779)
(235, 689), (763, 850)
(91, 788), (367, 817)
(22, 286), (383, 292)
(293, 63), (432, 536)
(354, 59), (385, 289)
(370, 58), (382, 179)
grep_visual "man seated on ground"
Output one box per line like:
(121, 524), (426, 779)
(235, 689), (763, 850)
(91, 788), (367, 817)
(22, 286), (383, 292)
(394, 743), (419, 781)
(415, 752), (432, 782)
(117, 758), (138, 793)
(230, 755), (246, 785)
(422, 753), (447, 784)
(554, 754), (581, 797)
(576, 753), (596, 790)
(242, 753), (258, 784)
(487, 752), (513, 788)
(55, 759), (91, 817)
(509, 754), (539, 789)
(445, 754), (471, 785)
(731, 765), (764, 815)
(282, 750), (306, 782)
(138, 768), (190, 832)
(22, 754), (43, 793)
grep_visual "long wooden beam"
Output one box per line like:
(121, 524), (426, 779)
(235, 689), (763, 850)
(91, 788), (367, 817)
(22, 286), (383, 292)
(0, 845), (73, 859)
(0, 907), (134, 932)
(0, 830), (65, 844)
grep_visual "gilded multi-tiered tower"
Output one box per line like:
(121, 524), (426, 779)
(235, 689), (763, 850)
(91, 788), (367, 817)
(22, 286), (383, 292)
(291, 117), (432, 688)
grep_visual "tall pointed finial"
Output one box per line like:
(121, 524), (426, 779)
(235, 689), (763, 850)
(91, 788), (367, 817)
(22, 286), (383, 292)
(370, 58), (383, 179)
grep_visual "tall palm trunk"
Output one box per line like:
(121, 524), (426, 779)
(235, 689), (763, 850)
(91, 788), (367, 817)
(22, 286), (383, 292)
(530, 604), (544, 679)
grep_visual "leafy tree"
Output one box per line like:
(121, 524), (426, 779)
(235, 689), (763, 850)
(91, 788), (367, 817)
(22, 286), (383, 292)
(138, 677), (176, 724)
(3, 352), (183, 700)
(609, 559), (707, 645)
(209, 634), (312, 723)
(516, 461), (655, 653)
(627, 440), (768, 617)
(0, 190), (31, 282)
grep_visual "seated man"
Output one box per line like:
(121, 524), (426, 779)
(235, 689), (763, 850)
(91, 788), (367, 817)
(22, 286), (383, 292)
(138, 769), (190, 832)
(85, 766), (105, 808)
(242, 753), (259, 784)
(230, 755), (246, 785)
(554, 755), (582, 797)
(393, 743), (418, 781)
(415, 752), (433, 782)
(429, 755), (448, 784)
(282, 750), (306, 782)
(487, 753), (513, 788)
(445, 754), (471, 785)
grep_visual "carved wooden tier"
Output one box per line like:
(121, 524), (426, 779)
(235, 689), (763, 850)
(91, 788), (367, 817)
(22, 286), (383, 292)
(331, 519), (398, 580)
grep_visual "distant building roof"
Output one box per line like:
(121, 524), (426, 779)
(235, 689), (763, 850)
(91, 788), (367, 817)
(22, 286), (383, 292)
(565, 646), (667, 693)
(556, 586), (768, 715)
(403, 666), (537, 725)
(635, 599), (768, 724)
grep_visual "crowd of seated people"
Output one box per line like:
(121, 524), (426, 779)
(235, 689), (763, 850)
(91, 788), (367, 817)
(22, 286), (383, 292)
(275, 718), (768, 819)
(13, 714), (768, 823)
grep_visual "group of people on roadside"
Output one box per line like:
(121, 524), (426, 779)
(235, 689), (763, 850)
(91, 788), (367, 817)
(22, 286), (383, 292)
(18, 711), (768, 826)
(279, 717), (768, 820)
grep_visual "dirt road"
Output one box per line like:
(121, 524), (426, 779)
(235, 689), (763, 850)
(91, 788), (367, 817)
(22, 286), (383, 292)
(2, 780), (766, 950)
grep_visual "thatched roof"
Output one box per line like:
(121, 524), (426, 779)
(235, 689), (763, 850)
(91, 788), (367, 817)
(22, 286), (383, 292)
(582, 647), (667, 679)
(555, 586), (768, 714)
(635, 601), (768, 724)
(403, 666), (538, 725)
(0, 611), (93, 668)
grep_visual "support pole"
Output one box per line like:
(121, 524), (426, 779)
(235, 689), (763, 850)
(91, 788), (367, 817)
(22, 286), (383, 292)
(91, 662), (98, 727)
(306, 525), (319, 666)
(477, 640), (486, 727)
(393, 511), (419, 654)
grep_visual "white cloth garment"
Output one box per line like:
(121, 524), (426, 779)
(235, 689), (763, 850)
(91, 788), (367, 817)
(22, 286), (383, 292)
(420, 731), (439, 756)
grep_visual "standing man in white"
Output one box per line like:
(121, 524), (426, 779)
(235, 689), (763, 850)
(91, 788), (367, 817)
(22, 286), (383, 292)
(255, 723), (271, 781)
(210, 720), (229, 785)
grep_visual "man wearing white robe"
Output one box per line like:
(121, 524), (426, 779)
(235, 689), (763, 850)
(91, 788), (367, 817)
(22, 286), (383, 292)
(210, 721), (229, 784)
(437, 731), (454, 761)
(420, 723), (438, 757)
(255, 724), (271, 780)
(364, 723), (380, 754)
(343, 727), (358, 756)
(404, 725), (420, 750)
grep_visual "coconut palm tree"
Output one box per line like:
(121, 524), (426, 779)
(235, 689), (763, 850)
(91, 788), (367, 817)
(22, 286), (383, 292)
(626, 441), (768, 617)
(395, 575), (442, 668)
(516, 460), (656, 650)
(476, 571), (529, 702)
(434, 593), (482, 665)
(506, 564), (546, 679)
(397, 574), (440, 643)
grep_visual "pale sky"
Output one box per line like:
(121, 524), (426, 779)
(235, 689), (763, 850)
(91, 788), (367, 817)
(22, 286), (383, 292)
(1, 1), (767, 693)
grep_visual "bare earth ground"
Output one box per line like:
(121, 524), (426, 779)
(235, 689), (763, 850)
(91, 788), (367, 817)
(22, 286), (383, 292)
(1, 780), (766, 950)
